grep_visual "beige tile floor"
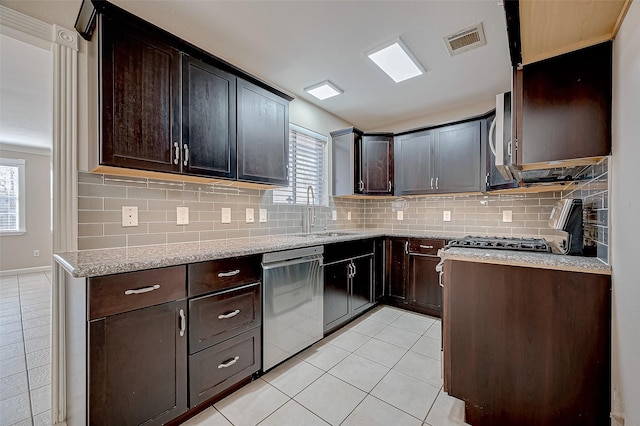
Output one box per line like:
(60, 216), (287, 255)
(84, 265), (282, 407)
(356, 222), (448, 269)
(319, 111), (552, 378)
(0, 272), (52, 426)
(183, 306), (469, 426)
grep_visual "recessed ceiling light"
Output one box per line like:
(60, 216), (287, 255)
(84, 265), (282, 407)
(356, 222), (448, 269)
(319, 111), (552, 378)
(366, 38), (425, 83)
(304, 80), (343, 100)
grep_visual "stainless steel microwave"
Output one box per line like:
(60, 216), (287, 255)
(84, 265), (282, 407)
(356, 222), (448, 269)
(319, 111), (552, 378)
(489, 91), (514, 180)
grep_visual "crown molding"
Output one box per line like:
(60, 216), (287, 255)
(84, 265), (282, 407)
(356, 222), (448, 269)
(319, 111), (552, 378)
(0, 5), (77, 51)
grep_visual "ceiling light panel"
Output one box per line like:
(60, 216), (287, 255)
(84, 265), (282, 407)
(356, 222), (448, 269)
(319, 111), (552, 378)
(366, 38), (425, 83)
(304, 80), (343, 100)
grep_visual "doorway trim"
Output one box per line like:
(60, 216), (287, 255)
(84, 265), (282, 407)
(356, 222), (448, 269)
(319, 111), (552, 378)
(1, 5), (78, 425)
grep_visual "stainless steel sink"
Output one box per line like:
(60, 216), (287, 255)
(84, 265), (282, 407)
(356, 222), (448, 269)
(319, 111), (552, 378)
(292, 232), (355, 239)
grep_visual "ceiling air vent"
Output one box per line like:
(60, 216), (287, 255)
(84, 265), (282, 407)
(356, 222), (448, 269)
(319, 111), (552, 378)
(443, 22), (486, 56)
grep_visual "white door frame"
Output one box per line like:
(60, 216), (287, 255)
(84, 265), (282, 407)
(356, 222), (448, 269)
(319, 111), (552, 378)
(0, 6), (78, 425)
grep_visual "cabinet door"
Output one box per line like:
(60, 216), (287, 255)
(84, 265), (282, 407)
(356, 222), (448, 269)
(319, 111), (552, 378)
(362, 135), (393, 195)
(351, 255), (374, 316)
(323, 260), (351, 333)
(182, 57), (236, 178)
(89, 300), (187, 426)
(394, 130), (435, 195)
(237, 79), (289, 185)
(386, 238), (408, 302)
(409, 255), (441, 317)
(101, 17), (181, 173)
(517, 42), (612, 164)
(434, 120), (481, 193)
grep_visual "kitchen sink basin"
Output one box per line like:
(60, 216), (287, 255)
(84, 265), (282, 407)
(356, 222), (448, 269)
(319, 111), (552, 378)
(295, 232), (355, 238)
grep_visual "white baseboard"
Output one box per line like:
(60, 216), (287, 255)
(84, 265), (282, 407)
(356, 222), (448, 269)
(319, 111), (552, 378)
(0, 265), (52, 276)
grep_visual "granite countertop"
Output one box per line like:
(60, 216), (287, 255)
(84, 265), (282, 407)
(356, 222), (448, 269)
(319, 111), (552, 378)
(55, 230), (610, 278)
(439, 247), (611, 275)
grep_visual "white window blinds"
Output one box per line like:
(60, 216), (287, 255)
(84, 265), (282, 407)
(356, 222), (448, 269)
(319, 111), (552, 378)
(273, 125), (327, 206)
(0, 158), (25, 233)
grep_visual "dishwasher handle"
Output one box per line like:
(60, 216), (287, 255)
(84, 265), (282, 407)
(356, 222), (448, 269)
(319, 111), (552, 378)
(262, 254), (323, 271)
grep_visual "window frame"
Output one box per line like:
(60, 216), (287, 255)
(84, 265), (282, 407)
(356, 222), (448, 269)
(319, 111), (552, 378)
(273, 124), (329, 207)
(0, 158), (26, 235)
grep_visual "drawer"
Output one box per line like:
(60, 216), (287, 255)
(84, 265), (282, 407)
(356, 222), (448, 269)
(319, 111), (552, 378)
(189, 282), (261, 354)
(324, 239), (374, 264)
(88, 266), (186, 320)
(188, 255), (261, 297)
(188, 328), (261, 408)
(409, 238), (446, 256)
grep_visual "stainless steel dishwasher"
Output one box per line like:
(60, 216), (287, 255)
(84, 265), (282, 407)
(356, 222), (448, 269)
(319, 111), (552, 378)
(262, 245), (323, 371)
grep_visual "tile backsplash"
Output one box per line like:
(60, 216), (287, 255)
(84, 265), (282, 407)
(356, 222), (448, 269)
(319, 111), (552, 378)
(562, 158), (609, 264)
(77, 172), (365, 250)
(363, 192), (564, 239)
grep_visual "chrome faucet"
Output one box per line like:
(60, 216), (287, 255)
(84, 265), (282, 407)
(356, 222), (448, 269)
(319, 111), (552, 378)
(306, 185), (315, 233)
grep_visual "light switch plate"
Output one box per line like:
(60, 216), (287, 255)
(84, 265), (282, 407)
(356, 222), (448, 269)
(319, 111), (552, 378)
(221, 208), (231, 224)
(503, 210), (513, 223)
(259, 209), (268, 223)
(347, 211), (352, 221)
(332, 210), (337, 221)
(443, 210), (451, 222)
(122, 206), (138, 227)
(397, 210), (404, 221)
(246, 208), (255, 223)
(177, 207), (189, 225)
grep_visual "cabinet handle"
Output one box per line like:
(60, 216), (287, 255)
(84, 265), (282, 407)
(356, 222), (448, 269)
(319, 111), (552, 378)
(347, 263), (353, 278)
(218, 309), (240, 319)
(183, 144), (189, 166)
(430, 177), (434, 190)
(388, 180), (392, 192)
(179, 309), (186, 337)
(419, 245), (434, 249)
(218, 269), (240, 278)
(173, 142), (180, 165)
(218, 356), (239, 369)
(358, 180), (364, 192)
(435, 177), (439, 190)
(124, 284), (160, 295)
(404, 241), (409, 254)
(352, 262), (357, 277)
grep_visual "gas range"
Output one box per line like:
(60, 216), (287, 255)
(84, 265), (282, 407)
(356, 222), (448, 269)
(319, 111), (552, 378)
(446, 236), (552, 253)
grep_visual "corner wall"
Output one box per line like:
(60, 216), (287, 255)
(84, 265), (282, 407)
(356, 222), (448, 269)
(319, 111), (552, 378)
(0, 147), (52, 271)
(611, 0), (640, 424)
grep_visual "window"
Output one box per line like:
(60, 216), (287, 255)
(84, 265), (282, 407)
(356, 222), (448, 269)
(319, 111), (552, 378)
(0, 158), (26, 234)
(273, 124), (327, 206)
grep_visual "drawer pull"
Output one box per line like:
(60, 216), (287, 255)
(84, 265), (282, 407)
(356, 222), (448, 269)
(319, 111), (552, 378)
(218, 356), (239, 369)
(124, 284), (160, 295)
(179, 309), (186, 337)
(218, 269), (240, 278)
(218, 309), (240, 320)
(419, 245), (434, 249)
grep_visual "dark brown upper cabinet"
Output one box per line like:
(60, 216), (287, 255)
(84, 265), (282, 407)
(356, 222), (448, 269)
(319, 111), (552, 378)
(96, 4), (291, 185)
(513, 42), (612, 166)
(395, 120), (482, 196)
(100, 15), (181, 173)
(182, 56), (237, 179)
(361, 134), (394, 195)
(237, 79), (289, 185)
(330, 128), (393, 196)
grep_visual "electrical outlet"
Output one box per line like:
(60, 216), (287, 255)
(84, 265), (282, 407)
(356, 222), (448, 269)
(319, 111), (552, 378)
(332, 210), (337, 221)
(397, 210), (404, 221)
(177, 207), (189, 225)
(443, 210), (451, 222)
(259, 209), (268, 223)
(122, 206), (138, 227)
(347, 211), (352, 221)
(502, 210), (513, 223)
(33, 250), (40, 257)
(221, 208), (231, 224)
(246, 208), (254, 223)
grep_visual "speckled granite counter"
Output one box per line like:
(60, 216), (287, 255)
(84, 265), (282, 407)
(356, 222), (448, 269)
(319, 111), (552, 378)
(439, 247), (611, 275)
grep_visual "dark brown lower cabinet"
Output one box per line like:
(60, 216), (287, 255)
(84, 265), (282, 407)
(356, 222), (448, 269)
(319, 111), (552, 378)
(408, 255), (441, 315)
(189, 328), (260, 407)
(443, 260), (611, 426)
(89, 300), (188, 426)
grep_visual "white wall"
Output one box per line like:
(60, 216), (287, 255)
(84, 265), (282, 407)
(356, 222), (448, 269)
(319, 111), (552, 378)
(611, 1), (640, 424)
(0, 147), (52, 271)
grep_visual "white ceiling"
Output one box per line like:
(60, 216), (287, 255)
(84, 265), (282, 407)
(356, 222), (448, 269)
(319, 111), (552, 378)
(0, 33), (53, 152)
(108, 0), (512, 131)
